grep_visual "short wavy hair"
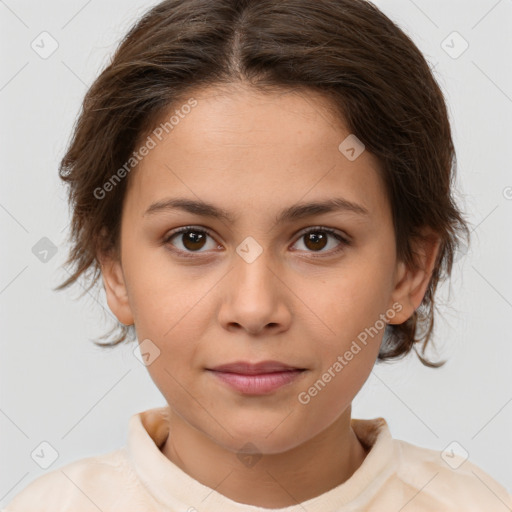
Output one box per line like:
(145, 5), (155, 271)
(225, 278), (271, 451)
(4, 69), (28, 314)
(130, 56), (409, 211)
(54, 0), (470, 368)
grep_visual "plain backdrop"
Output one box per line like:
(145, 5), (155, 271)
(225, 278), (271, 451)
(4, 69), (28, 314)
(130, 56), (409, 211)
(1, 0), (511, 507)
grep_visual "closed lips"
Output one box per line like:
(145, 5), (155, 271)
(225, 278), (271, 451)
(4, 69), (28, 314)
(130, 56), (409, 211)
(208, 361), (306, 375)
(207, 361), (307, 395)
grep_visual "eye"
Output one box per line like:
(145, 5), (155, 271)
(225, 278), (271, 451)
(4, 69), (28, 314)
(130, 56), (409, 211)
(291, 226), (350, 256)
(163, 225), (350, 259)
(163, 226), (220, 257)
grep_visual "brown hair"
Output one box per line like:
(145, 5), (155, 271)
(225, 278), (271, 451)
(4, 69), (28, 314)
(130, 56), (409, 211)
(54, 0), (470, 368)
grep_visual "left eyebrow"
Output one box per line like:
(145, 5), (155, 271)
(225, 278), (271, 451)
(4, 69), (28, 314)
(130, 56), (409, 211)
(143, 197), (370, 226)
(275, 197), (369, 224)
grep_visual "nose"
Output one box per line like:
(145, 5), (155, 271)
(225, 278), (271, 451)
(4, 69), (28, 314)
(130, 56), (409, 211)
(217, 247), (292, 336)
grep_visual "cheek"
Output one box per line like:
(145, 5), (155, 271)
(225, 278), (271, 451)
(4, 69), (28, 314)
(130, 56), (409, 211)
(303, 261), (391, 372)
(123, 256), (203, 334)
(306, 263), (391, 331)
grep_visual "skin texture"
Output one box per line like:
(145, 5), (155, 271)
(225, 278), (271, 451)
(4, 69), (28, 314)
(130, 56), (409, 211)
(99, 84), (440, 508)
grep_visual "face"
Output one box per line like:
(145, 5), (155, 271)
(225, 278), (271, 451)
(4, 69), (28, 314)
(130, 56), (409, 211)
(101, 85), (435, 455)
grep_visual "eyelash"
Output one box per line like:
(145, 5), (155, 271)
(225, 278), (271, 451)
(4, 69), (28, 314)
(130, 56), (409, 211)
(163, 225), (351, 259)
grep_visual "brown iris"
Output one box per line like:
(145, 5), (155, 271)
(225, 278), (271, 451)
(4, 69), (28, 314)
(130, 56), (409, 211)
(182, 231), (207, 251)
(303, 231), (328, 251)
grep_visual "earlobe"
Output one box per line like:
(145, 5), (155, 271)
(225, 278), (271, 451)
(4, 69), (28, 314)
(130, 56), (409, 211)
(98, 254), (135, 326)
(388, 233), (441, 325)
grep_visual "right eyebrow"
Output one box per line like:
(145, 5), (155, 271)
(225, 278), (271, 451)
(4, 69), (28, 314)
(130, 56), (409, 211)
(144, 198), (236, 223)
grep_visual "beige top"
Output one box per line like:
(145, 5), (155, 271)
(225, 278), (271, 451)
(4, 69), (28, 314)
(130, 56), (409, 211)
(4, 405), (511, 511)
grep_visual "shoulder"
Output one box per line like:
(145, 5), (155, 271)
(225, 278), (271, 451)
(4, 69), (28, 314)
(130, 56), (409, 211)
(3, 448), (152, 512)
(391, 438), (512, 511)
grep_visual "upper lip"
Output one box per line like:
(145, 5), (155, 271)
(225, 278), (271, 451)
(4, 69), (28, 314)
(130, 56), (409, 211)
(208, 360), (305, 375)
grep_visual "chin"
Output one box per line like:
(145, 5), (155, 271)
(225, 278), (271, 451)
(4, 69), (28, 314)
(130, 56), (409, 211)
(208, 422), (310, 456)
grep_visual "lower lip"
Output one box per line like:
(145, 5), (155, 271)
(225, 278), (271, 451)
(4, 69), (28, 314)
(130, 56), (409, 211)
(208, 369), (305, 395)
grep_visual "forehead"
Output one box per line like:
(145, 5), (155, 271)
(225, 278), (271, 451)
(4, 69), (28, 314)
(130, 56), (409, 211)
(124, 85), (388, 222)
(163, 85), (346, 147)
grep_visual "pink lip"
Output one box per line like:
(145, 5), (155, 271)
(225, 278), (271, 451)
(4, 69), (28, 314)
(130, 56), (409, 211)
(207, 360), (306, 395)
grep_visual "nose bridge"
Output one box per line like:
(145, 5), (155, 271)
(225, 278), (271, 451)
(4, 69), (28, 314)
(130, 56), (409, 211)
(232, 235), (277, 298)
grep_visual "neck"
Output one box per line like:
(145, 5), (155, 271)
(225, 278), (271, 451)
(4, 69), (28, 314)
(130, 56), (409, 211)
(161, 406), (368, 508)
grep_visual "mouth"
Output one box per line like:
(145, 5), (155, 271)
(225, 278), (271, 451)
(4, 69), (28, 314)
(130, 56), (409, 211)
(206, 360), (307, 395)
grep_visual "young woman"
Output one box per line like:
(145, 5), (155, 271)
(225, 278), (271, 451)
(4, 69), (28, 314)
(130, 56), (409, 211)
(5, 0), (511, 510)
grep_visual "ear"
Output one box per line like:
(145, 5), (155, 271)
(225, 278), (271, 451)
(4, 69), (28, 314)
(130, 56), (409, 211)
(98, 250), (135, 327)
(387, 229), (441, 325)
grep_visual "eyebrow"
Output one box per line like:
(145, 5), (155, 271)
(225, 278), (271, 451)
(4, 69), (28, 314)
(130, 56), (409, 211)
(143, 197), (369, 225)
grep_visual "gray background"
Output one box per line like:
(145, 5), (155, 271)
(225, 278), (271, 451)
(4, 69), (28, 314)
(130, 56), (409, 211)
(1, 0), (511, 507)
